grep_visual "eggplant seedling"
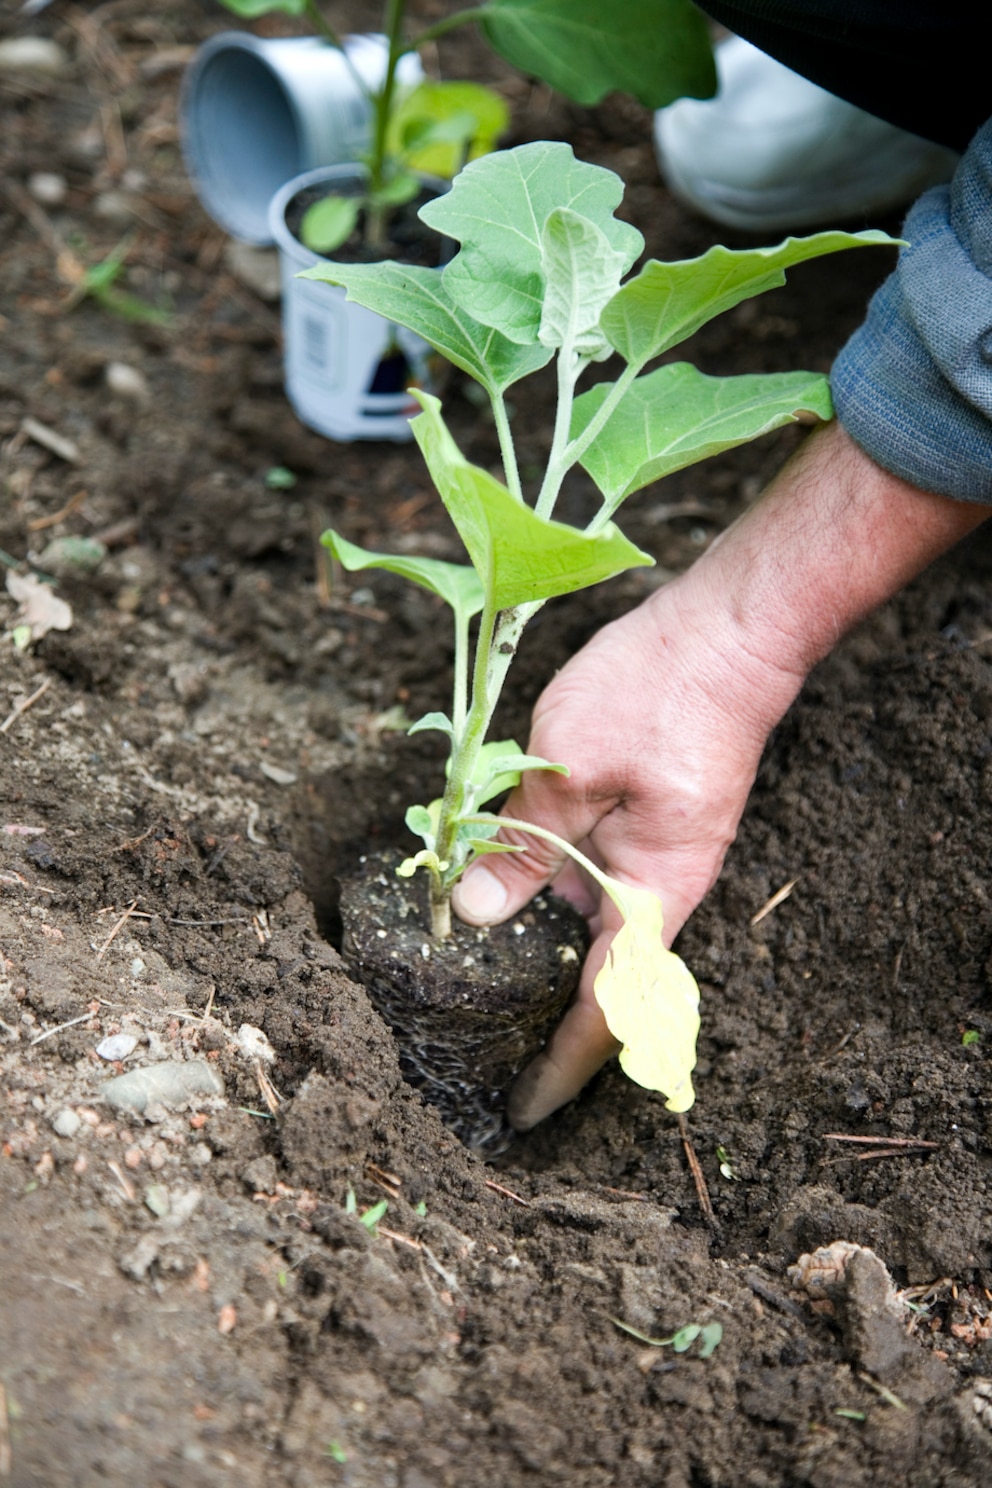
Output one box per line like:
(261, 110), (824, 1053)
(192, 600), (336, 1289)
(307, 140), (895, 1114)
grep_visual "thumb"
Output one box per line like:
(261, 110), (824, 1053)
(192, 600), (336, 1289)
(451, 813), (570, 927)
(451, 770), (604, 927)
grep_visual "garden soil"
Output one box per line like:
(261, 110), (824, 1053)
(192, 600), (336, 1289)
(3, 6), (992, 1486)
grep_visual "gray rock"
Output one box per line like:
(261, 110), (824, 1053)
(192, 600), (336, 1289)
(96, 1032), (138, 1062)
(101, 1059), (223, 1112)
(51, 1107), (81, 1138)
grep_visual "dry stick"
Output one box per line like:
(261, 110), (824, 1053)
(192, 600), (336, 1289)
(750, 878), (798, 927)
(677, 1113), (718, 1228)
(0, 1381), (10, 1479)
(484, 1178), (531, 1208)
(30, 1010), (95, 1047)
(95, 899), (138, 961)
(822, 1133), (940, 1147)
(26, 488), (87, 532)
(0, 677), (52, 735)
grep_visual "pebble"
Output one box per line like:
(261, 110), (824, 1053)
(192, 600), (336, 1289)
(101, 1059), (224, 1113)
(144, 1183), (170, 1218)
(36, 536), (107, 577)
(237, 1023), (275, 1063)
(51, 1107), (81, 1139)
(105, 362), (149, 402)
(96, 1032), (138, 1062)
(0, 37), (69, 76)
(28, 171), (67, 206)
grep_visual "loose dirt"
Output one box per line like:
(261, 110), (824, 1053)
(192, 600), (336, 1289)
(3, 5), (992, 1486)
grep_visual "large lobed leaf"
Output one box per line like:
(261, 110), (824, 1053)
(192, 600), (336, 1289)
(420, 142), (643, 345)
(539, 208), (628, 360)
(481, 0), (716, 108)
(574, 364), (834, 505)
(411, 394), (653, 606)
(300, 260), (552, 396)
(601, 230), (899, 366)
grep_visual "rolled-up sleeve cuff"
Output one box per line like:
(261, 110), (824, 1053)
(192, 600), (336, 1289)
(831, 119), (992, 506)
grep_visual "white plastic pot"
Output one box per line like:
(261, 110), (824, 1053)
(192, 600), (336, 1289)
(269, 165), (446, 444)
(180, 32), (422, 246)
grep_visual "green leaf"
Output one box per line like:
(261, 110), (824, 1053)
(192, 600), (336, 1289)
(464, 837), (526, 856)
(405, 804), (438, 847)
(472, 749), (569, 807)
(421, 143), (643, 344)
(601, 230), (899, 366)
(359, 1199), (388, 1231)
(412, 394), (653, 606)
(539, 208), (628, 360)
(219, 0), (307, 12)
(371, 171), (420, 210)
(392, 81), (509, 178)
(322, 529), (484, 622)
(301, 261), (553, 397)
(301, 195), (361, 255)
(408, 711), (455, 739)
(698, 1322), (723, 1359)
(481, 0), (716, 108)
(592, 879), (699, 1112)
(575, 364), (834, 506)
(671, 1324), (701, 1353)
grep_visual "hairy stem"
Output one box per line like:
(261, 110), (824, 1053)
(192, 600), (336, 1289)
(411, 5), (490, 49)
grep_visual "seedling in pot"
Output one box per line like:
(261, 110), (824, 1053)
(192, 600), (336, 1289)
(308, 141), (896, 1117)
(218, 0), (716, 251)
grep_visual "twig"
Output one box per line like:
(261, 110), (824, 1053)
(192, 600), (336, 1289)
(677, 1113), (718, 1228)
(95, 899), (138, 961)
(255, 1059), (281, 1115)
(26, 489), (87, 531)
(823, 1134), (940, 1148)
(857, 1372), (908, 1411)
(750, 878), (798, 927)
(106, 1160), (137, 1203)
(30, 1010), (95, 1047)
(484, 1178), (531, 1207)
(0, 1381), (10, 1478)
(0, 677), (53, 735)
(378, 1226), (422, 1251)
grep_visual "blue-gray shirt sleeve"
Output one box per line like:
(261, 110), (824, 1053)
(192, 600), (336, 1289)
(831, 117), (992, 504)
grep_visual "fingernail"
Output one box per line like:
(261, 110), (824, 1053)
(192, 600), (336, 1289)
(453, 865), (508, 924)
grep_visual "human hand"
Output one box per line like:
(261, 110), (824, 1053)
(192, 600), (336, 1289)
(452, 423), (988, 1129)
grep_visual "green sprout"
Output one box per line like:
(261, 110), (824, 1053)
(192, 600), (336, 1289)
(611, 1317), (724, 1358)
(305, 140), (895, 1112)
(66, 236), (172, 325)
(218, 0), (715, 251)
(962, 1029), (981, 1047)
(717, 1145), (740, 1180)
(265, 466), (298, 490)
(324, 1441), (348, 1463)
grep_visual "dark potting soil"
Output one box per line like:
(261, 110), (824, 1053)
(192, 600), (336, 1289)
(284, 177), (448, 267)
(4, 3), (992, 1486)
(339, 850), (587, 1153)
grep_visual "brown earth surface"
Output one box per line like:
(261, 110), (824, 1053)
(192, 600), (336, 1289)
(3, 5), (992, 1486)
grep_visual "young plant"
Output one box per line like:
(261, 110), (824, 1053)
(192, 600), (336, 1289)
(306, 140), (895, 1114)
(217, 0), (716, 251)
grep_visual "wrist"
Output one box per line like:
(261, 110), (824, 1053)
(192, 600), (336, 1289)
(672, 421), (989, 691)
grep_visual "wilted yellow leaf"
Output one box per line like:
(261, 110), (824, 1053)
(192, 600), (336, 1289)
(593, 883), (700, 1112)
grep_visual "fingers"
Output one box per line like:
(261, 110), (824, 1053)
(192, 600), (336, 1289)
(506, 932), (618, 1131)
(507, 991), (620, 1131)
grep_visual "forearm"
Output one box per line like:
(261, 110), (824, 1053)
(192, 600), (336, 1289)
(664, 419), (990, 716)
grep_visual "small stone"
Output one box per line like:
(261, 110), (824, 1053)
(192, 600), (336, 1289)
(28, 172), (67, 206)
(96, 1033), (138, 1062)
(224, 241), (281, 302)
(0, 37), (69, 75)
(92, 190), (137, 225)
(119, 1234), (160, 1281)
(123, 1146), (143, 1170)
(51, 1108), (81, 1138)
(105, 362), (149, 402)
(144, 1183), (170, 1218)
(36, 536), (107, 578)
(237, 1024), (275, 1063)
(101, 1059), (224, 1113)
(259, 762), (297, 786)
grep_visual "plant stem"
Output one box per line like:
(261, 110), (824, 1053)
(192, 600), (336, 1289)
(410, 5), (491, 49)
(302, 0), (371, 101)
(452, 607), (470, 740)
(492, 392), (523, 502)
(535, 345), (582, 520)
(365, 0), (408, 248)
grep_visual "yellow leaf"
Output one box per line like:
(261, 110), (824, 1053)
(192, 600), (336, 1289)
(593, 884), (700, 1112)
